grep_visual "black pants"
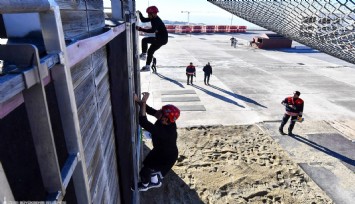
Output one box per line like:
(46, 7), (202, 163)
(140, 148), (178, 183)
(204, 74), (210, 84)
(187, 74), (193, 84)
(280, 114), (297, 133)
(151, 64), (156, 72)
(142, 37), (165, 65)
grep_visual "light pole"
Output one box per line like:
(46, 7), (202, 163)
(181, 11), (190, 25)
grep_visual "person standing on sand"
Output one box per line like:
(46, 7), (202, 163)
(134, 92), (180, 191)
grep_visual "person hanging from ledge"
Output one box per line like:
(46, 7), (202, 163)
(136, 6), (168, 72)
(133, 92), (180, 191)
(279, 91), (304, 136)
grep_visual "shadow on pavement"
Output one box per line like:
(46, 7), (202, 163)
(209, 84), (267, 108)
(192, 84), (245, 108)
(277, 48), (320, 53)
(155, 73), (185, 88)
(139, 144), (204, 204)
(289, 134), (355, 167)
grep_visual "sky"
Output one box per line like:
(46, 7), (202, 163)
(104, 0), (260, 28)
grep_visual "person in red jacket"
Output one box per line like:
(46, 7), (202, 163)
(186, 62), (196, 85)
(136, 6), (168, 72)
(279, 91), (304, 136)
(134, 92), (180, 191)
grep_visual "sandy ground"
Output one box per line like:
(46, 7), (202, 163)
(140, 125), (333, 204)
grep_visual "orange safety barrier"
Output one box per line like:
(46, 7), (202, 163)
(205, 25), (216, 33)
(217, 25), (229, 33)
(229, 25), (238, 33)
(180, 25), (192, 33)
(166, 24), (177, 33)
(165, 25), (247, 33)
(192, 25), (203, 33)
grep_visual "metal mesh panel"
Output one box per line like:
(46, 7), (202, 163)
(208, 0), (355, 64)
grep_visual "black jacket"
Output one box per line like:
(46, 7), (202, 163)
(203, 65), (212, 75)
(139, 12), (168, 44)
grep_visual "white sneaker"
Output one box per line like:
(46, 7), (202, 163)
(139, 53), (147, 60)
(140, 65), (150, 72)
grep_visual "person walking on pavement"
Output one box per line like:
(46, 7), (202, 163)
(134, 92), (180, 191)
(279, 91), (304, 136)
(186, 62), (196, 85)
(151, 57), (157, 73)
(136, 6), (168, 72)
(230, 36), (237, 48)
(203, 62), (213, 85)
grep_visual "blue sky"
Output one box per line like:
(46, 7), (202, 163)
(104, 0), (260, 28)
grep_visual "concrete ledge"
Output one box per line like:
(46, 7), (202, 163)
(162, 96), (200, 102)
(177, 105), (206, 111)
(161, 90), (196, 95)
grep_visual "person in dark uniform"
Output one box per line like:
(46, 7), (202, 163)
(151, 57), (157, 73)
(136, 6), (168, 72)
(279, 91), (304, 136)
(134, 92), (180, 191)
(203, 62), (213, 85)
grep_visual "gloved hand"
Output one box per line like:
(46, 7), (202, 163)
(297, 116), (303, 122)
(136, 26), (142, 31)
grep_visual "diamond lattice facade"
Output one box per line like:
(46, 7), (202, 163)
(208, 0), (355, 64)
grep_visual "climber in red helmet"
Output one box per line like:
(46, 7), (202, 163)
(136, 6), (168, 72)
(133, 92), (180, 191)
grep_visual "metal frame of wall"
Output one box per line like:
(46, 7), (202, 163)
(0, 0), (140, 203)
(208, 0), (355, 64)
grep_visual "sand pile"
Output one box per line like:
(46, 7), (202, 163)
(140, 125), (333, 204)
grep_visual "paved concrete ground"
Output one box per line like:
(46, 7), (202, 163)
(139, 33), (355, 203)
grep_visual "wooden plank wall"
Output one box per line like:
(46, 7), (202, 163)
(58, 1), (120, 203)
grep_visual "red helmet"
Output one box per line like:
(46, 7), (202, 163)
(162, 104), (180, 123)
(146, 6), (159, 14)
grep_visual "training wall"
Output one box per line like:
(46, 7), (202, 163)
(0, 0), (140, 203)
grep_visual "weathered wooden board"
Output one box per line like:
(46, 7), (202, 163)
(92, 47), (108, 85)
(101, 114), (113, 151)
(55, 0), (86, 10)
(0, 74), (25, 103)
(87, 141), (102, 181)
(0, 0), (50, 13)
(83, 121), (100, 168)
(89, 153), (104, 197)
(77, 93), (96, 137)
(96, 76), (110, 114)
(0, 93), (24, 119)
(60, 10), (88, 39)
(70, 56), (92, 89)
(88, 10), (105, 32)
(85, 0), (104, 10)
(74, 72), (94, 109)
(92, 170), (107, 204)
